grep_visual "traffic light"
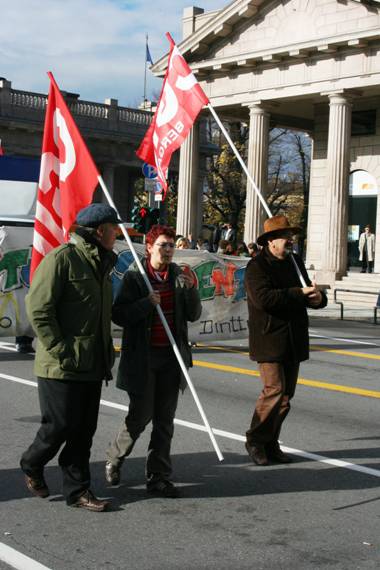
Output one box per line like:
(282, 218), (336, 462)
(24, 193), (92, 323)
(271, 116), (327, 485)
(131, 206), (161, 234)
(145, 208), (160, 232)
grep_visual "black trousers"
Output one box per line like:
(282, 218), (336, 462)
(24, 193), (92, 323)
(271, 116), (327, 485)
(106, 347), (180, 484)
(20, 377), (102, 504)
(361, 250), (374, 273)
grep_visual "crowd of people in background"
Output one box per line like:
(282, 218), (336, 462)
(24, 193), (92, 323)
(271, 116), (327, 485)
(174, 222), (261, 258)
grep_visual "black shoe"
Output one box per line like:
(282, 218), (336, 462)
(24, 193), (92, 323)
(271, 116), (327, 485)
(69, 490), (109, 512)
(266, 445), (293, 464)
(105, 461), (120, 486)
(147, 480), (180, 498)
(24, 474), (49, 498)
(245, 442), (269, 466)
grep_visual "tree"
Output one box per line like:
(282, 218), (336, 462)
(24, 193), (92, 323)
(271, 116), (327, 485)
(203, 122), (248, 236)
(203, 121), (311, 249)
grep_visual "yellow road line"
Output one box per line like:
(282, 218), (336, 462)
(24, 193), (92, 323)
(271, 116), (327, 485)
(197, 342), (380, 362)
(193, 359), (380, 399)
(311, 345), (380, 361)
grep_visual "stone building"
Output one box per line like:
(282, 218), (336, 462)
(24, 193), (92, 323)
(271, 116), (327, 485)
(152, 0), (380, 283)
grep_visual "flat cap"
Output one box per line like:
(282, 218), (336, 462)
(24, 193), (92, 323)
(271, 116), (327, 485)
(76, 203), (123, 228)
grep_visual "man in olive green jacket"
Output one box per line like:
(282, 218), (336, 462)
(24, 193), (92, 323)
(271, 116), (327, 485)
(20, 204), (120, 512)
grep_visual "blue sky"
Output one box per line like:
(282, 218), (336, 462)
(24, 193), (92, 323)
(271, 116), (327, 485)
(1, 0), (223, 107)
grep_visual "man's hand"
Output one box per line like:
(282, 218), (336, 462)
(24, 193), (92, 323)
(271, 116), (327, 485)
(181, 273), (195, 289)
(302, 281), (323, 307)
(148, 291), (160, 306)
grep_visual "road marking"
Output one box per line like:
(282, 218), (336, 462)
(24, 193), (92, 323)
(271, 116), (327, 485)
(1, 342), (378, 397)
(192, 360), (380, 399)
(0, 342), (17, 352)
(311, 345), (380, 361)
(0, 542), (52, 570)
(1, 372), (379, 479)
(309, 332), (380, 348)
(197, 341), (380, 362)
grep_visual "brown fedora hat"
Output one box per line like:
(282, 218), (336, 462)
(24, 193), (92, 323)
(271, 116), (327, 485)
(257, 215), (301, 246)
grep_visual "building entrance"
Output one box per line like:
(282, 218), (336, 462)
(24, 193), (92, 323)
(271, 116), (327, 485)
(347, 170), (378, 269)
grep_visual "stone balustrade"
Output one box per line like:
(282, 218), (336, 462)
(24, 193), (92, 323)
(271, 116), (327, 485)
(0, 79), (153, 133)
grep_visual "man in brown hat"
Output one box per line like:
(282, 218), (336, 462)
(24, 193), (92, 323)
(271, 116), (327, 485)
(244, 215), (327, 466)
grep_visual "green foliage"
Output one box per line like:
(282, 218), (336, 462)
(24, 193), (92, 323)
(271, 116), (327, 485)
(203, 122), (311, 246)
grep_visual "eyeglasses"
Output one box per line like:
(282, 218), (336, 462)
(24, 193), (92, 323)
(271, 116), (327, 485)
(155, 242), (175, 249)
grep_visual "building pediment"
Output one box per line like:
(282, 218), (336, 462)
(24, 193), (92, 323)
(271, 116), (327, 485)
(152, 0), (380, 76)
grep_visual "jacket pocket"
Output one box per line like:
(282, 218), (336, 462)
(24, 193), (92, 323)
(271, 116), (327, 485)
(262, 315), (272, 334)
(60, 335), (95, 372)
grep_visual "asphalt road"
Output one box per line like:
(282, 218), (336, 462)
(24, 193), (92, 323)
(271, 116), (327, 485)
(0, 316), (379, 570)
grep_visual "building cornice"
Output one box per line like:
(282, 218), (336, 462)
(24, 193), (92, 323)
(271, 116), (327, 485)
(151, 0), (380, 76)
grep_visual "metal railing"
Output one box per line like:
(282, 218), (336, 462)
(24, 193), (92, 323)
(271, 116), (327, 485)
(333, 288), (380, 324)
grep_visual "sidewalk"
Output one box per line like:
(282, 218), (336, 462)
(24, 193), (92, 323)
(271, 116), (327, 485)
(308, 304), (379, 324)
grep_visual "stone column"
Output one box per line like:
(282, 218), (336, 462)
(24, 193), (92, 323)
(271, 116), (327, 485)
(374, 193), (380, 274)
(321, 93), (352, 284)
(101, 164), (115, 201)
(244, 103), (269, 245)
(176, 122), (200, 240)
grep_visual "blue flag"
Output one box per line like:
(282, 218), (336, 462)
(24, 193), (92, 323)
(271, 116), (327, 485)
(146, 43), (153, 66)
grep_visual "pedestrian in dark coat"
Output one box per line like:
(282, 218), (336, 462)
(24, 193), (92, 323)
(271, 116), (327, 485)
(20, 203), (121, 511)
(244, 215), (327, 466)
(105, 224), (201, 497)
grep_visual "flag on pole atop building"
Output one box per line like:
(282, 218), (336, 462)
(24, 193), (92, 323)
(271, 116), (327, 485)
(136, 33), (209, 196)
(30, 72), (99, 280)
(146, 42), (154, 66)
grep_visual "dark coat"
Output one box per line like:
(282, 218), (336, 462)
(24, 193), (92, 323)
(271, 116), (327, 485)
(112, 259), (202, 394)
(244, 248), (327, 363)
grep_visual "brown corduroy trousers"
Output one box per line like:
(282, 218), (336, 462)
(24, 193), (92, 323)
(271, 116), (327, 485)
(246, 361), (299, 449)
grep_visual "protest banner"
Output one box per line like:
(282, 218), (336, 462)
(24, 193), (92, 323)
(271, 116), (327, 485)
(0, 233), (250, 341)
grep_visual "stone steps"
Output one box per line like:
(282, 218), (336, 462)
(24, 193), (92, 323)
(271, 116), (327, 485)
(327, 272), (380, 308)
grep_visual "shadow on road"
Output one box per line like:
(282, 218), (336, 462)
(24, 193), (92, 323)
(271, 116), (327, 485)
(1, 449), (379, 508)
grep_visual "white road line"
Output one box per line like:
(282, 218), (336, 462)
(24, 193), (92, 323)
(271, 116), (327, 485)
(0, 542), (52, 570)
(0, 342), (18, 352)
(1, 372), (380, 479)
(309, 332), (380, 348)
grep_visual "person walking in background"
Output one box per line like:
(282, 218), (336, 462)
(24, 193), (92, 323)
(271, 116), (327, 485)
(359, 224), (375, 273)
(236, 242), (249, 257)
(175, 236), (190, 249)
(222, 222), (236, 243)
(20, 204), (120, 512)
(105, 225), (201, 498)
(244, 215), (327, 466)
(247, 242), (259, 258)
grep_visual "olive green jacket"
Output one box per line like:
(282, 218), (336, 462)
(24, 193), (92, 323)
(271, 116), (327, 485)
(26, 233), (116, 382)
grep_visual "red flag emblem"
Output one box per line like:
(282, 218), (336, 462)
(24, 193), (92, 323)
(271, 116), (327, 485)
(30, 72), (99, 280)
(136, 34), (209, 196)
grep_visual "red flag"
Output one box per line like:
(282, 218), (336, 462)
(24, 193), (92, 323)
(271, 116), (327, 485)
(136, 33), (209, 196)
(30, 72), (99, 280)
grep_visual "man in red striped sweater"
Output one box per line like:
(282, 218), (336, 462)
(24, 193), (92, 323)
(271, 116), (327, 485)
(105, 225), (202, 497)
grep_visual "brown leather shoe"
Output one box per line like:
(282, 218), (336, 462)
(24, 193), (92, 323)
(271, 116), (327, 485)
(245, 442), (269, 466)
(25, 474), (50, 498)
(266, 445), (293, 464)
(105, 461), (120, 486)
(69, 490), (109, 512)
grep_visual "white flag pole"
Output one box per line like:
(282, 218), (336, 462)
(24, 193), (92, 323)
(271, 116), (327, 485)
(207, 103), (307, 287)
(97, 175), (224, 462)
